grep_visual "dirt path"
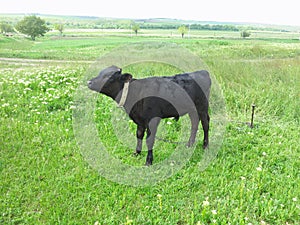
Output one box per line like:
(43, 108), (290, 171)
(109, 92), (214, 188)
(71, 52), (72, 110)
(0, 57), (94, 65)
(2, 56), (299, 68)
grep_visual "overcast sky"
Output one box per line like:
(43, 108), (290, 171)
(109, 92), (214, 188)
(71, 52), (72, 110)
(1, 0), (299, 26)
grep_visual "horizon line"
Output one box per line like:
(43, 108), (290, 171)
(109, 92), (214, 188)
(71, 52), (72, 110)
(1, 12), (300, 28)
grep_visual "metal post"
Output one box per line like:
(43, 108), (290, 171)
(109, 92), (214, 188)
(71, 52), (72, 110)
(250, 104), (256, 128)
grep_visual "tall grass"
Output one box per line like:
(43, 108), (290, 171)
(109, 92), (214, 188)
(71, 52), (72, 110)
(208, 59), (300, 123)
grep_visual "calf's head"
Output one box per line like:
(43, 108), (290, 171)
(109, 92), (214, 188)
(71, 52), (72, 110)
(87, 65), (132, 99)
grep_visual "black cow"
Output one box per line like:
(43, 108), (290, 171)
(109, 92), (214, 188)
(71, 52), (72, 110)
(88, 65), (211, 165)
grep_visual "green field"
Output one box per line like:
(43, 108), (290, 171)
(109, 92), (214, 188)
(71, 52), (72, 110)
(0, 29), (299, 224)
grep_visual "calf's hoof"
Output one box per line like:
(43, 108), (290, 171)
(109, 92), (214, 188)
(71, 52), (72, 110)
(145, 160), (152, 166)
(203, 144), (209, 150)
(145, 155), (153, 166)
(203, 141), (209, 149)
(134, 150), (141, 156)
(145, 150), (153, 166)
(186, 140), (195, 148)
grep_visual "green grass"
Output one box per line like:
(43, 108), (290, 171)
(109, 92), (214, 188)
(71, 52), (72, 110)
(0, 31), (299, 224)
(0, 36), (127, 60)
(1, 28), (300, 61)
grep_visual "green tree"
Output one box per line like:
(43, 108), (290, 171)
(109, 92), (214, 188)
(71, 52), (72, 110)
(178, 25), (188, 38)
(241, 30), (251, 38)
(16, 15), (50, 40)
(131, 23), (140, 36)
(54, 23), (64, 35)
(0, 22), (14, 34)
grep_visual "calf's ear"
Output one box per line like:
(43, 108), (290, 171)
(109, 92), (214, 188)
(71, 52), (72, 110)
(121, 73), (132, 82)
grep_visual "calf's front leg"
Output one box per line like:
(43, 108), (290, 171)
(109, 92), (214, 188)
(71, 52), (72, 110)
(135, 125), (145, 155)
(145, 117), (161, 166)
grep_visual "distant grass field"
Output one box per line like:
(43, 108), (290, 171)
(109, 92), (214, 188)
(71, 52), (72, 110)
(49, 28), (300, 39)
(0, 30), (299, 224)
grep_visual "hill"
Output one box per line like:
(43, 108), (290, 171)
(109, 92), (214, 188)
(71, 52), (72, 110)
(1, 13), (300, 32)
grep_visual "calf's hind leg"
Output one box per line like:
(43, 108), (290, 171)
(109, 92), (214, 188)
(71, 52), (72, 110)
(187, 112), (200, 147)
(200, 113), (210, 149)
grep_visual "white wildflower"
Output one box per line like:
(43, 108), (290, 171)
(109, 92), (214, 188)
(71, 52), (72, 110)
(202, 198), (210, 207)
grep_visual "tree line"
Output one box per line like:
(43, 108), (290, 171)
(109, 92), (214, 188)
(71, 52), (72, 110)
(139, 23), (239, 31)
(1, 15), (252, 40)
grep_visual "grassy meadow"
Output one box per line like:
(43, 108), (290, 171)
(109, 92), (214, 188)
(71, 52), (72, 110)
(0, 29), (299, 224)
